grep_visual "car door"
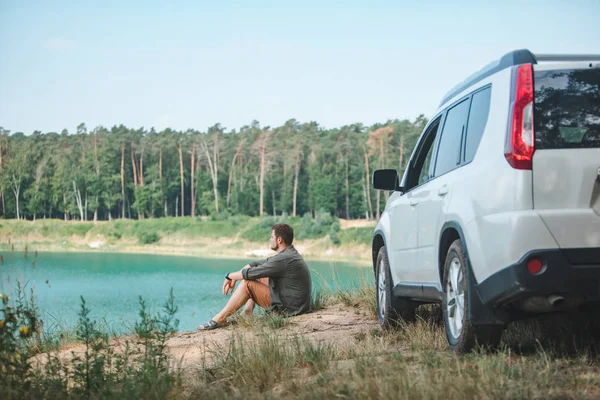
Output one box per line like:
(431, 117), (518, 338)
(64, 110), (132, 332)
(395, 116), (442, 285)
(386, 189), (419, 287)
(415, 98), (471, 287)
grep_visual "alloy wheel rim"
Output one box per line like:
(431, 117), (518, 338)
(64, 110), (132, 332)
(446, 257), (465, 339)
(378, 259), (387, 321)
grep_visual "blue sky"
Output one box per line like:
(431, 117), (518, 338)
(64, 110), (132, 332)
(1, 0), (599, 134)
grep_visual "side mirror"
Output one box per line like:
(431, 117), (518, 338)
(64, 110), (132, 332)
(372, 169), (399, 191)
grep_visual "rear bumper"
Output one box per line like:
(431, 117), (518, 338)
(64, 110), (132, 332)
(477, 247), (600, 307)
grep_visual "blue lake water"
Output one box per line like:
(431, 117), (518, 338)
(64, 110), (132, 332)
(0, 251), (372, 333)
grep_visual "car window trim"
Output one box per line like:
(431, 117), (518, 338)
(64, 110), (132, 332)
(431, 84), (493, 178)
(432, 97), (470, 178)
(403, 115), (444, 193)
(463, 84), (492, 164)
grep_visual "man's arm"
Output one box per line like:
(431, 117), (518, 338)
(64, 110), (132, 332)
(222, 256), (284, 295)
(248, 258), (268, 268)
(222, 264), (253, 295)
(241, 255), (287, 280)
(227, 264), (251, 281)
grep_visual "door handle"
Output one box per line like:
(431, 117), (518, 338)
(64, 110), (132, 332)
(438, 185), (449, 196)
(409, 199), (419, 206)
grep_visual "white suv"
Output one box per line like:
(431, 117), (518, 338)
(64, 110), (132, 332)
(372, 49), (600, 353)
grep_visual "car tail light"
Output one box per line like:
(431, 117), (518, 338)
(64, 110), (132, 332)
(526, 258), (543, 275)
(505, 64), (534, 170)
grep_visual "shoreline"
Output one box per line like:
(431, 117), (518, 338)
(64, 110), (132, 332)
(0, 240), (373, 266)
(0, 217), (376, 266)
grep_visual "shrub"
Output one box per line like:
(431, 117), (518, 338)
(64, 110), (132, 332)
(339, 227), (373, 246)
(0, 283), (182, 399)
(329, 230), (341, 245)
(137, 231), (160, 245)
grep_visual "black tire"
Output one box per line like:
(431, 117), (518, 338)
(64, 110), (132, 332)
(376, 246), (416, 328)
(442, 239), (503, 353)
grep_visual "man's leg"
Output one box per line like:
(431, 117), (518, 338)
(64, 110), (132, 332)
(212, 278), (271, 324)
(212, 280), (252, 323)
(243, 299), (256, 316)
(242, 278), (268, 317)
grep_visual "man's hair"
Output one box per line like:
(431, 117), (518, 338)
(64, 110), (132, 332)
(272, 223), (294, 246)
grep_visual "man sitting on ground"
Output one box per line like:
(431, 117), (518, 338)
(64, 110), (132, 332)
(199, 223), (312, 330)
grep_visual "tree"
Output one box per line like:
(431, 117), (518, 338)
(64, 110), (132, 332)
(0, 127), (9, 216)
(0, 116), (429, 221)
(2, 135), (31, 219)
(251, 128), (273, 216)
(200, 124), (224, 215)
(367, 126), (393, 220)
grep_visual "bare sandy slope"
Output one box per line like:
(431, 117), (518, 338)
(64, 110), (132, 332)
(47, 303), (378, 373)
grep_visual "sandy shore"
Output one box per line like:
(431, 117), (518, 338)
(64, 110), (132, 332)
(0, 237), (373, 266)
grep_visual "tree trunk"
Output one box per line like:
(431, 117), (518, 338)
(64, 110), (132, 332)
(159, 147), (162, 180)
(139, 144), (144, 186)
(73, 180), (84, 221)
(362, 145), (373, 220)
(93, 133), (99, 223)
(0, 143), (4, 216)
(190, 146), (195, 217)
(131, 143), (138, 190)
(293, 150), (301, 218)
(345, 153), (350, 220)
(272, 191), (276, 216)
(259, 141), (266, 216)
(121, 141), (125, 219)
(226, 140), (243, 208)
(159, 146), (164, 216)
(362, 178), (369, 219)
(399, 135), (405, 172)
(178, 143), (184, 217)
(94, 203), (98, 223)
(200, 141), (220, 214)
(11, 176), (19, 220)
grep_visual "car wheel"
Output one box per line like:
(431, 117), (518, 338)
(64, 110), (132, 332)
(442, 239), (503, 353)
(376, 246), (416, 328)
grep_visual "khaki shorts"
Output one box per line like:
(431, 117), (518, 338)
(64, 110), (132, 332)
(245, 278), (271, 309)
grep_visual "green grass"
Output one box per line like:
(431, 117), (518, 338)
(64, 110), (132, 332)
(0, 214), (348, 244)
(240, 211), (338, 242)
(338, 227), (373, 246)
(3, 273), (600, 399)
(189, 304), (600, 399)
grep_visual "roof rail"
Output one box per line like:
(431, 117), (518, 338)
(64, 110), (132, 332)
(439, 49), (537, 108)
(535, 54), (600, 62)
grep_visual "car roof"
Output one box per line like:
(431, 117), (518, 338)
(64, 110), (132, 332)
(437, 49), (600, 110)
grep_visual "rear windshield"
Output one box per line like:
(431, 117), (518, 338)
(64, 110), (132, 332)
(534, 68), (600, 149)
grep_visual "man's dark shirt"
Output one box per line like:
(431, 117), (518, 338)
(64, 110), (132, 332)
(241, 245), (312, 315)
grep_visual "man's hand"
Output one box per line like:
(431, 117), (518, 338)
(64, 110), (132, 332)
(221, 265), (251, 295)
(222, 278), (237, 295)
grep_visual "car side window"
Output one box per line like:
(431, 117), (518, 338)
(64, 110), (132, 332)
(418, 137), (437, 186)
(464, 87), (492, 163)
(405, 117), (441, 191)
(433, 99), (470, 177)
